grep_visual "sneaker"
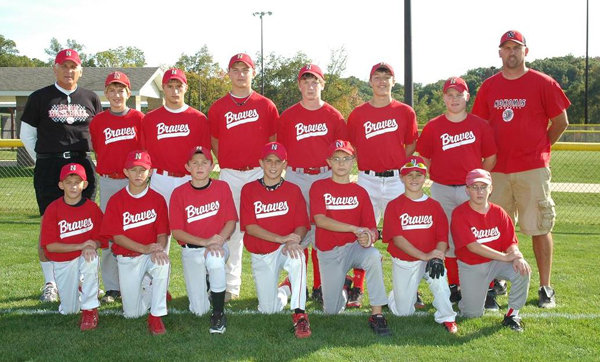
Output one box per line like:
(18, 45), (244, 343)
(346, 287), (364, 308)
(292, 313), (312, 338)
(442, 321), (458, 334)
(209, 312), (227, 334)
(368, 314), (391, 337)
(80, 308), (99, 331)
(40, 282), (58, 303)
(485, 289), (499, 311)
(312, 287), (323, 304)
(502, 315), (524, 332)
(414, 291), (425, 309)
(148, 314), (166, 335)
(538, 286), (556, 309)
(449, 284), (462, 304)
(494, 279), (508, 296)
(224, 292), (239, 303)
(101, 290), (121, 303)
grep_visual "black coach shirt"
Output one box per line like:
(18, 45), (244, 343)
(21, 84), (103, 154)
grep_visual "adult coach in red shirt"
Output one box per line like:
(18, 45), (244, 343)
(209, 53), (279, 301)
(472, 30), (570, 308)
(20, 49), (103, 302)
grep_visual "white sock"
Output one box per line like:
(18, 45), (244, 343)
(40, 261), (55, 284)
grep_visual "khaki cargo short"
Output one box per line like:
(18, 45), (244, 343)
(490, 167), (555, 236)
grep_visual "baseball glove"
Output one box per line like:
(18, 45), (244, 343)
(426, 258), (445, 279)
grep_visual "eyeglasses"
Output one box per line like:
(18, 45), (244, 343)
(329, 156), (354, 163)
(468, 185), (489, 192)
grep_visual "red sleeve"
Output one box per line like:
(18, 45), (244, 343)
(294, 188), (310, 230)
(168, 188), (185, 231)
(101, 197), (123, 238)
(208, 104), (219, 139)
(309, 182), (326, 222)
(471, 83), (490, 120)
(382, 201), (401, 243)
(156, 196), (170, 236)
(239, 184), (256, 231)
(277, 113), (287, 148)
(89, 115), (100, 153)
(268, 101), (279, 138)
(360, 190), (377, 229)
(222, 183), (239, 223)
(404, 108), (418, 144)
(434, 202), (449, 244)
(481, 122), (498, 158)
(451, 208), (476, 251)
(40, 202), (58, 249)
(543, 79), (571, 119)
(416, 122), (433, 158)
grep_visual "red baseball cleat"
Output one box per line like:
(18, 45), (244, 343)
(148, 314), (166, 335)
(292, 313), (312, 339)
(443, 321), (458, 334)
(80, 308), (98, 331)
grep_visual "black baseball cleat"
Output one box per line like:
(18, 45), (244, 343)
(368, 314), (392, 337)
(414, 291), (425, 309)
(312, 287), (323, 304)
(346, 287), (364, 308)
(485, 289), (499, 311)
(449, 284), (462, 304)
(538, 286), (556, 309)
(209, 312), (227, 334)
(502, 315), (524, 332)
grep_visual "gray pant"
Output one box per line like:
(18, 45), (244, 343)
(430, 182), (469, 257)
(317, 241), (387, 314)
(458, 260), (530, 317)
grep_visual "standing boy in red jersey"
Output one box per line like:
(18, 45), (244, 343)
(40, 163), (105, 331)
(101, 150), (170, 335)
(209, 53), (279, 301)
(170, 146), (237, 334)
(90, 71), (144, 303)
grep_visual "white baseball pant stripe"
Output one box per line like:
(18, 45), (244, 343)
(357, 172), (404, 225)
(117, 254), (169, 318)
(458, 260), (530, 318)
(250, 244), (307, 313)
(430, 182), (469, 257)
(317, 241), (387, 315)
(181, 245), (229, 316)
(219, 167), (263, 295)
(99, 177), (128, 291)
(387, 257), (456, 323)
(53, 255), (100, 314)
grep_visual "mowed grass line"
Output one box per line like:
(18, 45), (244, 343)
(0, 221), (599, 362)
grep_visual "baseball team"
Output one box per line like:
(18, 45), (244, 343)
(20, 29), (570, 337)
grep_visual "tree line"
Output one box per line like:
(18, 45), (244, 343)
(1, 35), (598, 124)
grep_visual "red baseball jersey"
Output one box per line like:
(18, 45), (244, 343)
(169, 180), (238, 244)
(471, 69), (570, 173)
(240, 180), (310, 254)
(416, 113), (497, 185)
(141, 106), (210, 175)
(90, 109), (144, 177)
(382, 194), (448, 261)
(101, 187), (170, 256)
(278, 102), (347, 168)
(451, 202), (518, 265)
(348, 100), (418, 172)
(40, 198), (107, 262)
(208, 92), (279, 169)
(309, 178), (376, 251)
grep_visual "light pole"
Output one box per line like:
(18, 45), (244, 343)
(252, 11), (272, 95)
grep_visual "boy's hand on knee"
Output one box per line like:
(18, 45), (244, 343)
(151, 250), (169, 265)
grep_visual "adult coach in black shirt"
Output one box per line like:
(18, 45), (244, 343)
(20, 49), (102, 302)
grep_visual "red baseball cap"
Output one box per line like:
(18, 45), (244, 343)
(443, 77), (469, 93)
(400, 156), (427, 176)
(466, 169), (492, 186)
(55, 49), (81, 66)
(298, 64), (324, 81)
(60, 163), (87, 181)
(188, 146), (213, 164)
(329, 140), (354, 157)
(228, 53), (255, 70)
(370, 62), (395, 78)
(162, 68), (187, 85)
(499, 30), (526, 47)
(124, 150), (152, 169)
(261, 142), (287, 161)
(105, 71), (131, 88)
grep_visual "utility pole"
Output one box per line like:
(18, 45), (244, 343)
(252, 11), (272, 95)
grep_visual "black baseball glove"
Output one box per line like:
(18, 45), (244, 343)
(426, 258), (445, 279)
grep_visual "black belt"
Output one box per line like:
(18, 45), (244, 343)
(364, 170), (397, 177)
(36, 151), (89, 159)
(181, 243), (203, 249)
(446, 184), (466, 187)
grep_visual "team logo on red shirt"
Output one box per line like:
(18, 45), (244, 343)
(123, 209), (157, 230)
(58, 218), (94, 239)
(363, 119), (398, 139)
(104, 127), (136, 144)
(254, 201), (289, 219)
(225, 109), (259, 129)
(185, 201), (220, 223)
(48, 104), (90, 124)
(471, 226), (500, 244)
(493, 98), (526, 123)
(295, 123), (328, 140)
(324, 193), (359, 210)
(156, 122), (190, 139)
(399, 213), (433, 230)
(440, 131), (476, 151)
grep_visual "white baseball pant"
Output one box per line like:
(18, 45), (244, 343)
(181, 244), (229, 316)
(250, 244), (307, 313)
(317, 241), (387, 315)
(53, 255), (100, 314)
(219, 167), (263, 295)
(117, 254), (169, 318)
(430, 182), (469, 257)
(357, 171), (404, 225)
(387, 257), (456, 323)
